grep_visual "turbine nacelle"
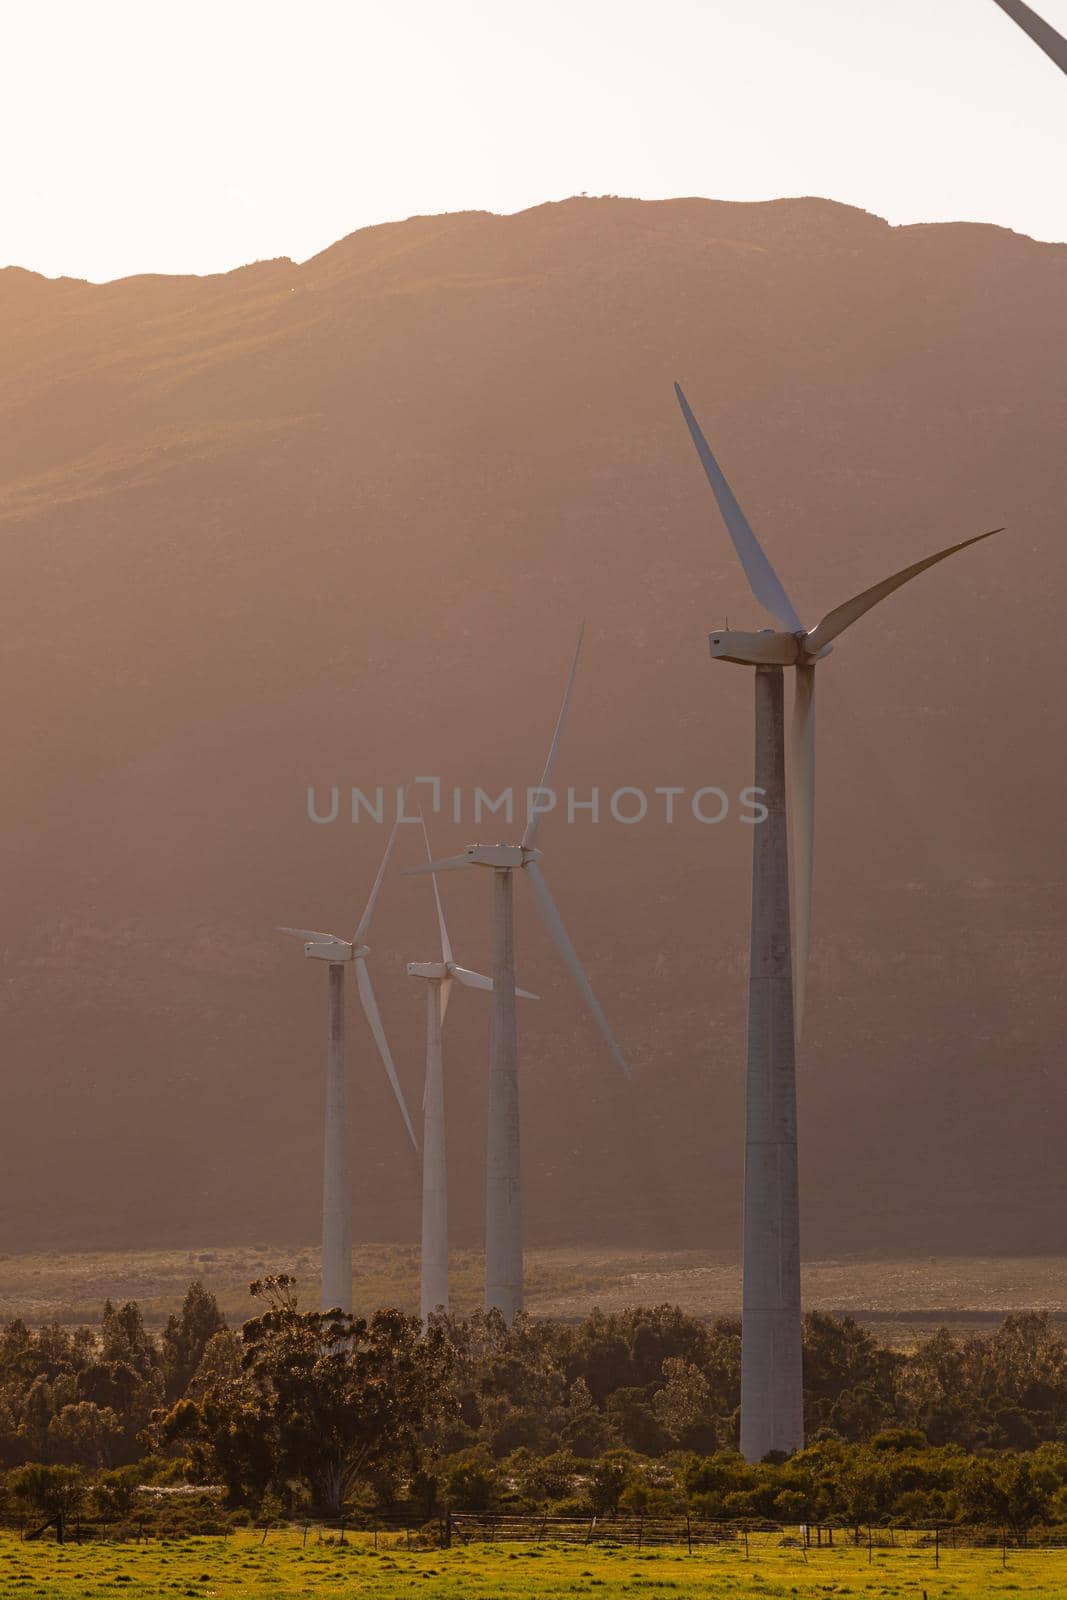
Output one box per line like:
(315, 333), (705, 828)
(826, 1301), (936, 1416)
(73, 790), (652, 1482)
(277, 926), (372, 963)
(407, 961), (450, 980)
(419, 843), (544, 871)
(708, 629), (834, 667)
(304, 938), (370, 963)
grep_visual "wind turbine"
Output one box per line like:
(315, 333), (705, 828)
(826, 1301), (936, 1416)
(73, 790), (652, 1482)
(990, 0), (1067, 75)
(674, 382), (999, 1462)
(406, 626), (630, 1321)
(408, 817), (537, 1322)
(279, 813), (418, 1315)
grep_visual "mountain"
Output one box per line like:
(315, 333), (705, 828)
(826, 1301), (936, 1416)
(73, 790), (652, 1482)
(1, 195), (1064, 1260)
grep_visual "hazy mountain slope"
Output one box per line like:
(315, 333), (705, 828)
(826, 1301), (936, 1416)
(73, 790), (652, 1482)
(1, 196), (1064, 1257)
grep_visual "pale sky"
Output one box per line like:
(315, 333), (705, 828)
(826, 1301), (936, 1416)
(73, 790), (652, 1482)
(3, 0), (1066, 284)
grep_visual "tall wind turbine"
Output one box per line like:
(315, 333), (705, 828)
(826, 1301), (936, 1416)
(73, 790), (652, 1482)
(407, 626), (630, 1321)
(279, 814), (418, 1314)
(675, 382), (999, 1462)
(990, 0), (1067, 75)
(408, 817), (537, 1322)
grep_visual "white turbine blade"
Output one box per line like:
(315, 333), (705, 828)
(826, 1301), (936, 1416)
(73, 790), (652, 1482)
(354, 784), (411, 943)
(451, 965), (539, 1000)
(791, 664), (815, 1041)
(674, 383), (805, 634)
(522, 623), (585, 852)
(451, 965), (493, 991)
(439, 974), (453, 1029)
(355, 957), (418, 1151)
(277, 926), (335, 942)
(421, 816), (454, 966)
(404, 854), (474, 875)
(803, 528), (1001, 654)
(991, 0), (1067, 74)
(524, 860), (629, 1076)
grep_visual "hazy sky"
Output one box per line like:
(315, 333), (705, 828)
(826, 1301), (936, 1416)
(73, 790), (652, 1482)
(4, 0), (1066, 283)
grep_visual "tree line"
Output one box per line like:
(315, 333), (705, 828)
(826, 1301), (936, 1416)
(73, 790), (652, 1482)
(4, 1275), (1067, 1534)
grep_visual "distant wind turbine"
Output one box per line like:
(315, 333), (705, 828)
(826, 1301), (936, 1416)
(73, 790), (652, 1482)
(408, 816), (537, 1322)
(990, 0), (1067, 75)
(278, 813), (417, 1314)
(675, 382), (999, 1462)
(407, 626), (630, 1321)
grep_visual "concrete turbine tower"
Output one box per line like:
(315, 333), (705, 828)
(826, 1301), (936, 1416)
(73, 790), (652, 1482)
(407, 625), (630, 1321)
(408, 816), (537, 1323)
(279, 813), (417, 1313)
(990, 0), (1067, 74)
(675, 383), (999, 1462)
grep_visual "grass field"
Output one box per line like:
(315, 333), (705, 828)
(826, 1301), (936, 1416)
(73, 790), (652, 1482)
(5, 1530), (1067, 1599)
(2, 1246), (1067, 1346)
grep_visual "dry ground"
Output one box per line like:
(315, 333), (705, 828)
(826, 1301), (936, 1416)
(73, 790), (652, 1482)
(2, 1246), (1066, 1341)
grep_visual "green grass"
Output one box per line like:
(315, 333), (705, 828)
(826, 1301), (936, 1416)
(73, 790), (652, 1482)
(4, 1530), (1067, 1599)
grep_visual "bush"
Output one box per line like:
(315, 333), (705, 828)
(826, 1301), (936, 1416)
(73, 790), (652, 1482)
(441, 1447), (501, 1511)
(92, 1466), (141, 1520)
(588, 1450), (634, 1516)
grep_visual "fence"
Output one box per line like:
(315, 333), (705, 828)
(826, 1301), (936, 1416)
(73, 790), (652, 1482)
(16, 1507), (1067, 1560)
(445, 1512), (1067, 1558)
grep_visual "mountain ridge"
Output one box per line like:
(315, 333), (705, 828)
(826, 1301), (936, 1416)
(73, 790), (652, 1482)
(0, 194), (1063, 1259)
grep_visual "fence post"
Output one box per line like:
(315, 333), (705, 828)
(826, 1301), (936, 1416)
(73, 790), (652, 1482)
(1003, 1529), (1007, 1568)
(867, 1527), (873, 1565)
(743, 1528), (749, 1560)
(686, 1515), (692, 1556)
(637, 1517), (643, 1551)
(443, 1513), (452, 1550)
(934, 1527), (940, 1569)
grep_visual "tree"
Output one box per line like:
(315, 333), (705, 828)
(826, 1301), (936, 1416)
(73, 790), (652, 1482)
(46, 1402), (124, 1467)
(185, 1328), (243, 1402)
(897, 1328), (987, 1448)
(164, 1282), (453, 1514)
(161, 1282), (226, 1402)
(589, 1449), (634, 1515)
(652, 1357), (719, 1451)
(605, 1387), (668, 1456)
(92, 1465), (141, 1522)
(803, 1313), (900, 1441)
(959, 1454), (1055, 1541)
(561, 1377), (616, 1458)
(9, 1464), (84, 1542)
(510, 1447), (581, 1506)
(442, 1446), (501, 1510)
(75, 1357), (162, 1463)
(100, 1301), (158, 1380)
(436, 1309), (567, 1457)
